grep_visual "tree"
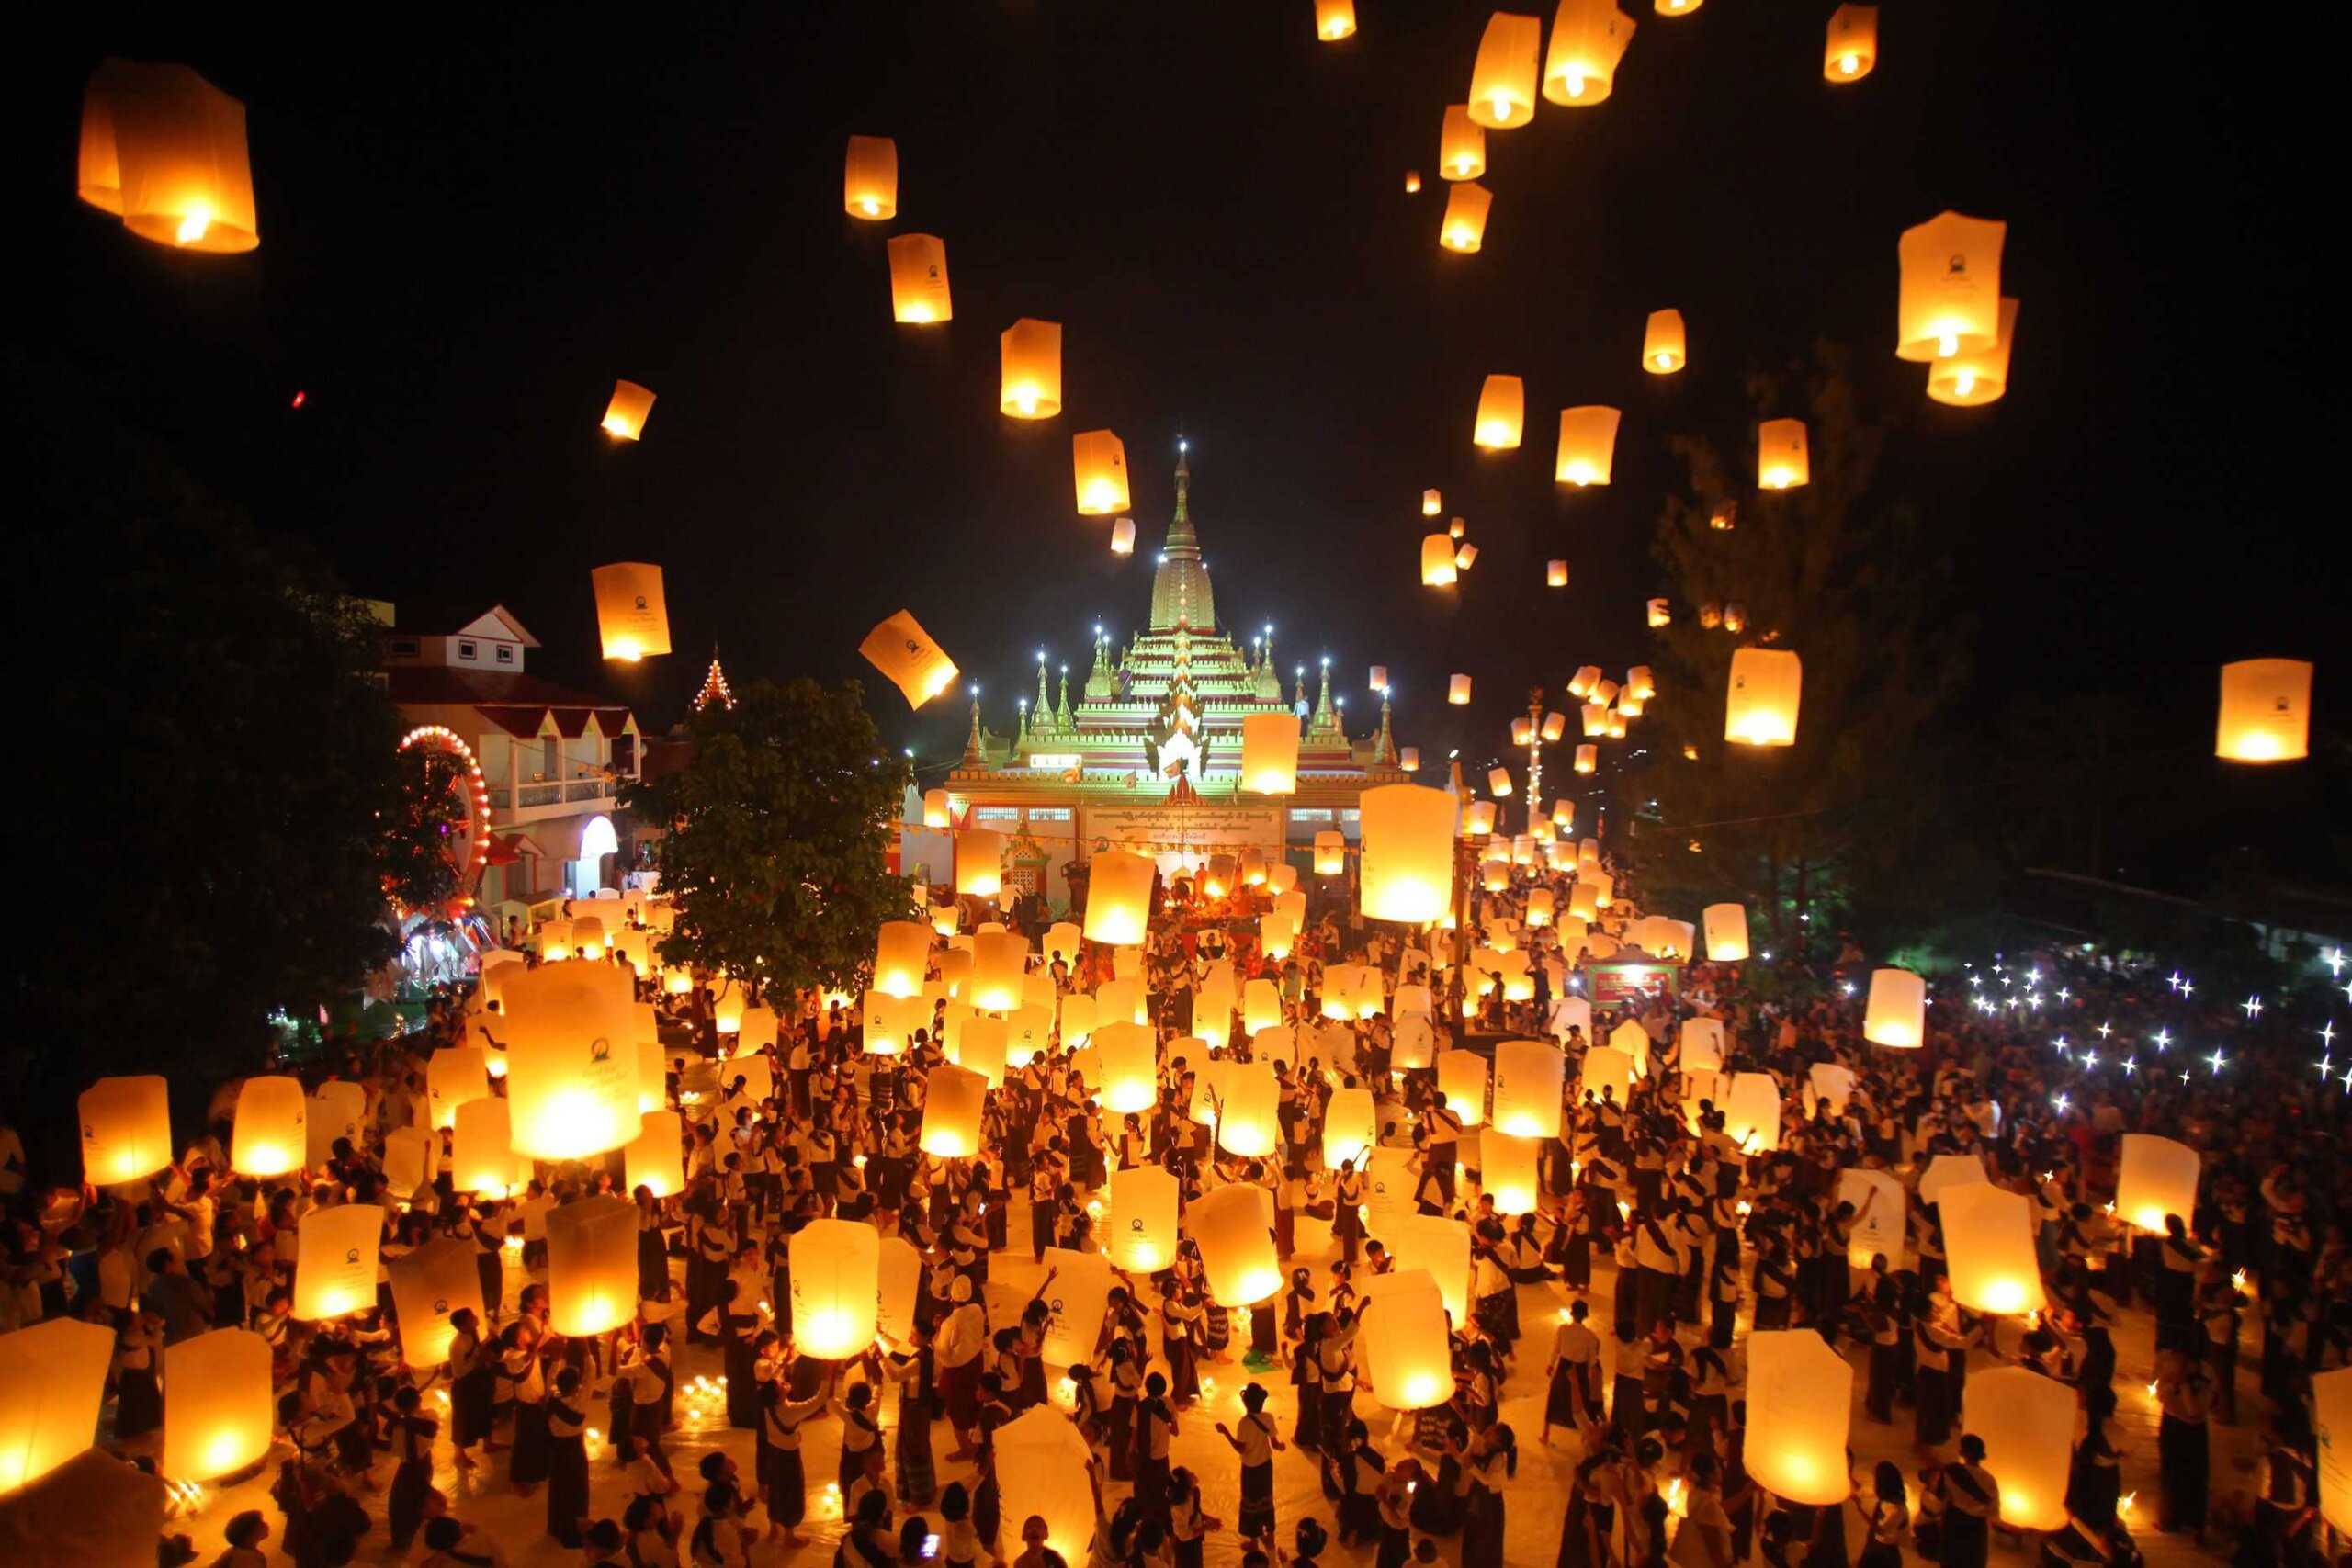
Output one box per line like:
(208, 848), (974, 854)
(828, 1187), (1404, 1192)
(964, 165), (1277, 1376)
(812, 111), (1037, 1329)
(623, 676), (913, 1002)
(378, 741), (473, 919)
(9, 349), (402, 1167)
(1629, 342), (1981, 959)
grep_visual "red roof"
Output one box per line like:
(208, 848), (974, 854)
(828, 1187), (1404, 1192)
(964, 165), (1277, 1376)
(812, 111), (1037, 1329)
(388, 667), (636, 738)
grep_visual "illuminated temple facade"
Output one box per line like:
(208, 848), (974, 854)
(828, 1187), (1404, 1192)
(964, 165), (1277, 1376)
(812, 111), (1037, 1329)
(906, 453), (1411, 912)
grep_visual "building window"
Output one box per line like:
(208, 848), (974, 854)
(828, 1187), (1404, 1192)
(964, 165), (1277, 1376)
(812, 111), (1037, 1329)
(1289, 808), (1334, 824)
(1340, 808), (1361, 824)
(389, 637), (420, 659)
(541, 735), (559, 781)
(458, 640), (478, 661)
(975, 807), (1023, 824)
(1025, 807), (1071, 822)
(495, 644), (514, 664)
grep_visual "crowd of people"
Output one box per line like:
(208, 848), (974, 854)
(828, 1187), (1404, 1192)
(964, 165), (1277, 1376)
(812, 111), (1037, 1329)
(0, 840), (2343, 1568)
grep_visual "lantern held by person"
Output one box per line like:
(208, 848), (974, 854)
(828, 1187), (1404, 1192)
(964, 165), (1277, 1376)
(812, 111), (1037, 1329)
(161, 1327), (271, 1481)
(544, 1196), (637, 1337)
(1481, 1131), (1542, 1215)
(622, 1111), (685, 1200)
(231, 1076), (306, 1178)
(994, 1408), (1099, 1564)
(500, 965), (640, 1159)
(295, 1204), (381, 1321)
(1491, 1040), (1566, 1138)
(874, 921), (933, 999)
(0, 1317), (114, 1495)
(1862, 967), (1927, 1047)
(1189, 1184), (1282, 1305)
(2115, 1134), (2201, 1235)
(1965, 1367), (2076, 1530)
(1109, 1165), (1180, 1273)
(788, 1219), (881, 1358)
(1746, 1331), (1853, 1505)
(1359, 1269), (1455, 1408)
(1940, 1185), (2045, 1315)
(919, 1065), (989, 1157)
(80, 1076), (171, 1188)
(386, 1239), (484, 1371)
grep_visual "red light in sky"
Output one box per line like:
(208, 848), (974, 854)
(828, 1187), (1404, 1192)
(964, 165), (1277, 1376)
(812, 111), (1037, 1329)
(290, 389), (306, 409)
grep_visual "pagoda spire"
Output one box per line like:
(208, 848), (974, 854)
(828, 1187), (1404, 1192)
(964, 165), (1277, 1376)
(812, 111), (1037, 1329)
(1056, 663), (1073, 728)
(962, 688), (984, 766)
(693, 645), (735, 711)
(1313, 657), (1336, 729)
(1034, 653), (1051, 730)
(1373, 685), (1396, 765)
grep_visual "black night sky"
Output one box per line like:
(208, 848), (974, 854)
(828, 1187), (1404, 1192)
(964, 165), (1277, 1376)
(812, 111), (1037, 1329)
(17, 4), (2346, 891)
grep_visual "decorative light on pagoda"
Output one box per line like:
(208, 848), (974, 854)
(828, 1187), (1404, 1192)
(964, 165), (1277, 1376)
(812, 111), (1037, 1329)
(842, 134), (899, 219)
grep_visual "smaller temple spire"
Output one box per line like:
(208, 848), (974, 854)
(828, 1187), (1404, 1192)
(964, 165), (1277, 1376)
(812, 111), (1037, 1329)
(1293, 665), (1309, 719)
(1034, 652), (1051, 730)
(1313, 657), (1336, 730)
(1056, 663), (1073, 729)
(693, 644), (735, 711)
(962, 687), (984, 766)
(1373, 685), (1396, 765)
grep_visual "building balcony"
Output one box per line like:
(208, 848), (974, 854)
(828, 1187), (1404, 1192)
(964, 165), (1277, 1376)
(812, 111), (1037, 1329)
(486, 773), (630, 825)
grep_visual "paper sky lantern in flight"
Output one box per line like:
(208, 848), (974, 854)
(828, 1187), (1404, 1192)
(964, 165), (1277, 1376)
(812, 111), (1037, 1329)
(1453, 541), (1480, 571)
(789, 1218), (881, 1357)
(1421, 533), (1459, 586)
(1544, 0), (1637, 107)
(1092, 1021), (1158, 1114)
(294, 1203), (380, 1321)
(161, 1327), (271, 1482)
(842, 134), (898, 219)
(995, 1408), (1098, 1565)
(1898, 211), (2006, 362)
(1525, 886), (1555, 926)
(1109, 1164), (1179, 1272)
(387, 1238), (483, 1371)
(1448, 673), (1473, 704)
(77, 61), (259, 253)
(1259, 910), (1296, 961)
(1000, 318), (1064, 418)
(1862, 966), (1927, 1047)
(1548, 558), (1568, 588)
(589, 561), (672, 660)
(1440, 182), (1493, 252)
(1746, 1331), (1853, 1506)
(1724, 648), (1802, 746)
(1405, 170), (1421, 192)
(2216, 658), (2312, 761)
(1073, 430), (1130, 514)
(1440, 105), (1487, 181)
(859, 609), (960, 708)
(1359, 784), (1455, 923)
(1642, 308), (1686, 372)
(1657, 0), (1701, 13)
(230, 1075), (306, 1179)
(80, 1076), (170, 1188)
(425, 1046), (487, 1132)
(1825, 5), (1879, 81)
(1492, 1039), (1566, 1138)
(600, 380), (654, 441)
(1242, 711), (1302, 794)
(1966, 1367), (2074, 1530)
(874, 920), (933, 999)
(1449, 514), (1468, 539)
(956, 827), (1006, 898)
(537, 1195), (632, 1337)
(1574, 744), (1596, 774)
(1758, 417), (1810, 489)
(1702, 903), (1749, 962)
(1555, 405), (1621, 485)
(1928, 296), (2017, 405)
(1487, 765), (1513, 798)
(1423, 488), (1444, 516)
(1111, 516), (1136, 554)
(502, 964), (640, 1158)
(1940, 1184), (2045, 1315)
(1359, 1269), (1453, 1408)
(887, 233), (952, 322)
(920, 1064), (989, 1158)
(1317, 0), (1359, 40)
(1469, 12), (1544, 127)
(1475, 374), (1525, 448)
(1190, 1184), (1281, 1305)
(1398, 745), (1419, 771)
(0, 1316), (113, 1495)
(2115, 1134), (2201, 1235)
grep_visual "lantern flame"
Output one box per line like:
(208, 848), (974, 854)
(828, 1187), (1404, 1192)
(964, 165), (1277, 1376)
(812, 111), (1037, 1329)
(176, 205), (210, 244)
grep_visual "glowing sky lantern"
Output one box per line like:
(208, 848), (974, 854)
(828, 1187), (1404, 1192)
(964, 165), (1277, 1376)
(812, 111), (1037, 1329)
(161, 1327), (271, 1482)
(2317, 1369), (2352, 1534)
(294, 1203), (381, 1321)
(307, 1080), (366, 1168)
(967, 931), (1027, 1013)
(1574, 744), (1597, 774)
(921, 1064), (989, 1157)
(1746, 1331), (1853, 1506)
(0, 1318), (112, 1495)
(1719, 1071), (1781, 1153)
(1701, 902), (1749, 962)
(1259, 912), (1295, 962)
(539, 1195), (633, 1337)
(1421, 533), (1459, 585)
(76, 60), (259, 253)
(1000, 318), (1064, 418)
(1388, 1213), (1473, 1324)
(842, 133), (898, 219)
(1436, 1049), (1488, 1128)
(887, 233), (952, 323)
(1757, 417), (1810, 489)
(1679, 1017), (1724, 1074)
(1487, 765), (1513, 798)
(1072, 430), (1130, 515)
(789, 1219), (881, 1358)
(600, 380), (655, 441)
(1928, 296), (2017, 405)
(1241, 978), (1283, 1036)
(1625, 665), (1656, 700)
(230, 1076), (306, 1178)
(1321, 1084), (1376, 1170)
(1423, 488), (1443, 516)
(1657, 0), (1701, 11)
(588, 561), (672, 661)
(1240, 711), (1301, 795)
(1474, 374), (1525, 448)
(1190, 1185), (1282, 1305)
(1440, 182), (1493, 251)
(1398, 745), (1420, 771)
(1359, 1269), (1454, 1408)
(1091, 1021), (1157, 1114)
(859, 609), (960, 708)
(1724, 648), (1802, 746)
(1453, 540), (1480, 571)
(1548, 559), (1569, 588)
(1316, 0), (1359, 40)
(1359, 784), (1456, 923)
(1481, 1130), (1543, 1214)
(386, 1238), (484, 1371)
(956, 826), (1006, 899)
(1862, 966), (1927, 1047)
(1525, 887), (1555, 927)
(1555, 405), (1621, 485)
(872, 920), (932, 1000)
(2216, 659), (2313, 762)
(1109, 1165), (1180, 1273)
(500, 964), (640, 1158)
(620, 1110), (684, 1199)
(1215, 1062), (1280, 1157)
(1585, 1052), (1639, 1113)
(1110, 516), (1136, 554)
(1940, 1184), (2046, 1315)
(1840, 1168), (1907, 1268)
(1642, 308), (1687, 372)
(424, 1045), (487, 1132)
(2115, 1134), (2201, 1235)
(80, 1076), (170, 1188)
(1099, 976), (1149, 1029)
(995, 1407), (1099, 1564)
(1468, 12), (1544, 127)
(1544, 0), (1638, 107)
(1967, 1368), (2075, 1530)
(1824, 4), (1879, 81)
(1491, 1039), (1566, 1138)
(1897, 211), (2006, 362)
(1439, 105), (1487, 181)
(1447, 674), (1474, 705)
(381, 1125), (437, 1199)
(450, 1098), (514, 1196)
